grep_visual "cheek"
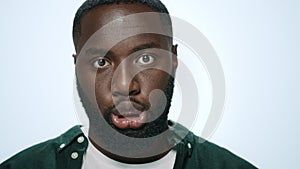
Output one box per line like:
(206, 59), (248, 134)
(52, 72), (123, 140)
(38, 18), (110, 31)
(144, 58), (174, 91)
(95, 71), (112, 93)
(76, 65), (113, 110)
(144, 70), (170, 89)
(139, 70), (171, 116)
(140, 70), (171, 100)
(94, 71), (114, 111)
(76, 67), (98, 104)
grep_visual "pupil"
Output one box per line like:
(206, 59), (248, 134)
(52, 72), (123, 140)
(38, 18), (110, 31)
(142, 55), (150, 62)
(98, 59), (105, 66)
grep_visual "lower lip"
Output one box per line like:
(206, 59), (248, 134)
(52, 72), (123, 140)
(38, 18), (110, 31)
(111, 112), (147, 129)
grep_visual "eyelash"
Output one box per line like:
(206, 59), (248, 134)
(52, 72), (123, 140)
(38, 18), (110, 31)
(92, 57), (110, 69)
(136, 54), (155, 65)
(92, 53), (156, 69)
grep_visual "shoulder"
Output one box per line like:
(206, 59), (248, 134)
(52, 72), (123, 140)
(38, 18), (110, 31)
(0, 126), (85, 169)
(187, 132), (258, 168)
(169, 121), (257, 168)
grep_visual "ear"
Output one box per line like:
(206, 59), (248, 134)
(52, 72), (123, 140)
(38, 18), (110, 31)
(72, 54), (77, 64)
(172, 44), (178, 71)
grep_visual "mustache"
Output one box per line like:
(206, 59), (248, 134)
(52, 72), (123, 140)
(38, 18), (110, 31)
(105, 97), (150, 114)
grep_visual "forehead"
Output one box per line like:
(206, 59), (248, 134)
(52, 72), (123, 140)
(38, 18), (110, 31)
(77, 3), (169, 52)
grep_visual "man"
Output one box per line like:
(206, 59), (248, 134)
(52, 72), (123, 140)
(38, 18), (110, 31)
(0, 0), (257, 168)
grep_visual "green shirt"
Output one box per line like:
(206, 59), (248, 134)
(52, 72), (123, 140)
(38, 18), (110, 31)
(0, 122), (257, 169)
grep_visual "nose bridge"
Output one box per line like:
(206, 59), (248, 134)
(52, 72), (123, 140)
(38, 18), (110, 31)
(116, 60), (131, 88)
(112, 59), (139, 96)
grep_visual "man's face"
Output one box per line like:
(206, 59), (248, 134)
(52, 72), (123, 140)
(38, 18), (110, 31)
(75, 3), (177, 139)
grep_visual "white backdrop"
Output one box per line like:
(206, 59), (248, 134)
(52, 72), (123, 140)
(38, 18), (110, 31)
(1, 0), (299, 168)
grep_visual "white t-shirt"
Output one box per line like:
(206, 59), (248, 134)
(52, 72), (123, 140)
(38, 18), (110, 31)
(81, 139), (177, 169)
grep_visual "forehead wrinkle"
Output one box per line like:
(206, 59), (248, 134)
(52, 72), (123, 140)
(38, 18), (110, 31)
(79, 14), (170, 56)
(78, 4), (161, 41)
(77, 5), (171, 52)
(85, 47), (112, 56)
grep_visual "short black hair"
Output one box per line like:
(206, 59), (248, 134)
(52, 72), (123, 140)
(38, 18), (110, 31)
(72, 0), (172, 51)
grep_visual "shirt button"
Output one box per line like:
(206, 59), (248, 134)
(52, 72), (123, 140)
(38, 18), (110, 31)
(59, 143), (66, 149)
(77, 136), (85, 144)
(71, 152), (79, 159)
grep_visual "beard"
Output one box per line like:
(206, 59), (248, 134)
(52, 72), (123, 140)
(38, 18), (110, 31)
(76, 75), (175, 138)
(76, 75), (175, 157)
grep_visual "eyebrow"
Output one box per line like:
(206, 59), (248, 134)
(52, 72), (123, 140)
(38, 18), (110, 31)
(131, 43), (161, 53)
(85, 42), (161, 56)
(85, 48), (111, 56)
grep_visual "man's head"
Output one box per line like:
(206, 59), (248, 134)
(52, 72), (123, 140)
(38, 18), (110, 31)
(73, 0), (173, 52)
(73, 0), (178, 160)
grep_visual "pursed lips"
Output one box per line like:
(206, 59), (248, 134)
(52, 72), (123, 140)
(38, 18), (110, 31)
(110, 101), (148, 129)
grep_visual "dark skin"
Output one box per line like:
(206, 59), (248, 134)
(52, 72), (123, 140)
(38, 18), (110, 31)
(73, 3), (178, 164)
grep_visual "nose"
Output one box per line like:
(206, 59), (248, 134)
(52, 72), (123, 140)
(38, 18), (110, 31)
(111, 61), (140, 97)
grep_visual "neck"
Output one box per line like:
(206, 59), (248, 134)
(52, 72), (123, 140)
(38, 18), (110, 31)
(89, 138), (171, 164)
(88, 122), (172, 164)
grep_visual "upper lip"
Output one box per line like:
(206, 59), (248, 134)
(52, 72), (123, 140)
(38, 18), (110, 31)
(111, 100), (145, 117)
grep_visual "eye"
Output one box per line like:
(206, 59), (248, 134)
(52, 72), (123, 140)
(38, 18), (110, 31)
(93, 58), (110, 69)
(137, 54), (155, 65)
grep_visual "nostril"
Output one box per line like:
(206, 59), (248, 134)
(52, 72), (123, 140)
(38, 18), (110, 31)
(129, 88), (140, 95)
(112, 80), (140, 97)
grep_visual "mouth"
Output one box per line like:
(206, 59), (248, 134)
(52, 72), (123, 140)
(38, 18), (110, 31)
(111, 111), (147, 129)
(110, 101), (148, 129)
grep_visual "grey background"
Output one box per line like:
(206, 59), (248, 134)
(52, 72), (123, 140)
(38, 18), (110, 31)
(1, 0), (299, 168)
